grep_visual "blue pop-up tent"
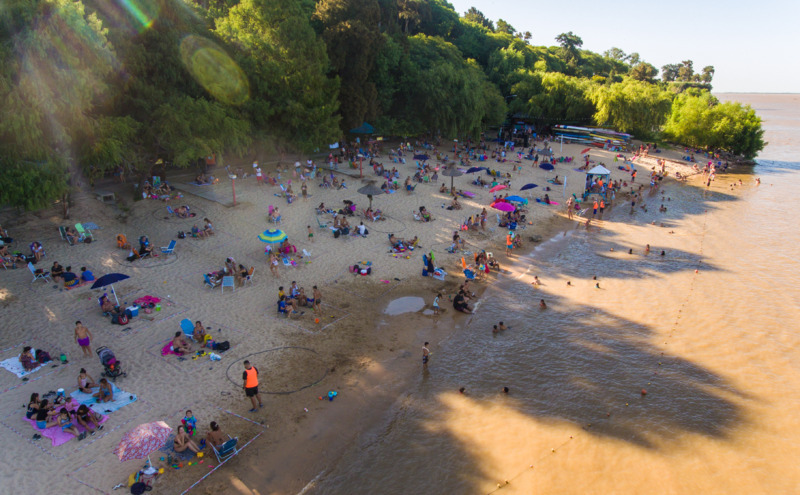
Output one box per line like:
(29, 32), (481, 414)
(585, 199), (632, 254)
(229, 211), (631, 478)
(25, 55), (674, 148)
(349, 122), (375, 134)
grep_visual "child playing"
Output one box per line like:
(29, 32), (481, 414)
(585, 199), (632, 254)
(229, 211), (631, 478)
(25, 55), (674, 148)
(182, 409), (197, 436)
(433, 293), (441, 315)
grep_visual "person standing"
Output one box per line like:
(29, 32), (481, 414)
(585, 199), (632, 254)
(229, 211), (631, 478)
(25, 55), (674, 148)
(312, 286), (322, 313)
(592, 199), (598, 217)
(74, 321), (93, 357)
(599, 198), (605, 217)
(242, 361), (263, 413)
(422, 342), (430, 368)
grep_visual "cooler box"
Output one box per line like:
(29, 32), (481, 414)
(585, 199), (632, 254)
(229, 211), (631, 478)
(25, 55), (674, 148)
(126, 305), (139, 317)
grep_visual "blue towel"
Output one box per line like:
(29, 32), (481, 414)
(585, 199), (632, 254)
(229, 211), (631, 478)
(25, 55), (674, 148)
(70, 384), (138, 414)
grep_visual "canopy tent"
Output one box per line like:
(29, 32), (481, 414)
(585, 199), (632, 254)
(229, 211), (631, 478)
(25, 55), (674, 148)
(584, 165), (612, 200)
(349, 122), (374, 134)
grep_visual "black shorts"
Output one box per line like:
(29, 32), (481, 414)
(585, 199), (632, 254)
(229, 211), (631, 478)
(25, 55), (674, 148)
(422, 355), (429, 364)
(245, 386), (259, 397)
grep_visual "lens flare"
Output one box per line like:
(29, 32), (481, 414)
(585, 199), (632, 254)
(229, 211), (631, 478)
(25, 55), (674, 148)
(180, 35), (250, 106)
(118, 0), (156, 31)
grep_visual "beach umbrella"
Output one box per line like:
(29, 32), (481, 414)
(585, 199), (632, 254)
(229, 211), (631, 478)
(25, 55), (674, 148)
(539, 149), (553, 156)
(357, 182), (385, 210)
(413, 154), (429, 160)
(489, 184), (507, 193)
(114, 421), (172, 465)
(257, 229), (287, 244)
(581, 147), (592, 154)
(441, 166), (463, 191)
(539, 163), (554, 171)
(506, 195), (528, 204)
(520, 183), (538, 191)
(91, 273), (130, 306)
(466, 167), (484, 174)
(492, 202), (516, 212)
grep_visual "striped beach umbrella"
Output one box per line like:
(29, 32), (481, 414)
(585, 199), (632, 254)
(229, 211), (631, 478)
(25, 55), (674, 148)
(114, 421), (172, 463)
(257, 229), (288, 244)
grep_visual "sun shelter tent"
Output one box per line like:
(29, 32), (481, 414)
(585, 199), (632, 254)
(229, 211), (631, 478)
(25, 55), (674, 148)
(349, 122), (374, 135)
(583, 165), (611, 200)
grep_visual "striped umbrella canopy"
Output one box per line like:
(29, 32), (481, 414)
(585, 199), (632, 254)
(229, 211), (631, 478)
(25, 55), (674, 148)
(257, 229), (288, 244)
(114, 421), (172, 463)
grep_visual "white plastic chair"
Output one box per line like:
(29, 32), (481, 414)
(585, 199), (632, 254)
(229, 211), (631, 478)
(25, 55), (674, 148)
(221, 276), (235, 293)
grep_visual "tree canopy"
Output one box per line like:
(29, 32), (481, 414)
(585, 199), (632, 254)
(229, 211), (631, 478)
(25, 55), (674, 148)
(0, 0), (765, 210)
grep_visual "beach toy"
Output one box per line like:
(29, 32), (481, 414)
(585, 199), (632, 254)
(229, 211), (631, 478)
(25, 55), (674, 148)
(315, 318), (320, 324)
(158, 468), (164, 474)
(641, 389), (647, 396)
(381, 280), (390, 283)
(160, 457), (165, 461)
(198, 460), (203, 464)
(327, 390), (338, 401)
(197, 452), (203, 458)
(318, 396), (323, 400)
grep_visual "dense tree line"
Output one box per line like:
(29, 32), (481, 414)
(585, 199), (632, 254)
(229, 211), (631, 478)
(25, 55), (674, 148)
(0, 0), (764, 210)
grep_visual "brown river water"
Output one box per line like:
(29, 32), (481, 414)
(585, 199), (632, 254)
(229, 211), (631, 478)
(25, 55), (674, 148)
(309, 94), (800, 494)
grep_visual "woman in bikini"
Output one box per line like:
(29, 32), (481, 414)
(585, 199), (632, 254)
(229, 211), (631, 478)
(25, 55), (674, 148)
(173, 425), (202, 454)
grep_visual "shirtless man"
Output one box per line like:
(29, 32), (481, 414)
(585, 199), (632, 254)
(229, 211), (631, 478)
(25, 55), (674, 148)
(172, 331), (192, 354)
(312, 286), (322, 313)
(74, 321), (93, 357)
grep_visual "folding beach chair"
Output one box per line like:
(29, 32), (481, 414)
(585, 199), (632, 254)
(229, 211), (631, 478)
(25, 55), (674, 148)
(204, 274), (220, 289)
(212, 437), (239, 463)
(316, 216), (328, 230)
(166, 205), (176, 217)
(59, 226), (74, 245)
(161, 240), (176, 256)
(243, 267), (255, 286)
(180, 319), (194, 339)
(75, 223), (93, 241)
(221, 276), (235, 294)
(28, 262), (51, 283)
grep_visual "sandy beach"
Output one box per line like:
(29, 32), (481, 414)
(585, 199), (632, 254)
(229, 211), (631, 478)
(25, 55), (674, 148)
(0, 138), (703, 494)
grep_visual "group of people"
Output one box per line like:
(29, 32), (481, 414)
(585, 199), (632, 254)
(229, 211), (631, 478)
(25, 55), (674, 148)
(50, 262), (95, 287)
(277, 282), (322, 317)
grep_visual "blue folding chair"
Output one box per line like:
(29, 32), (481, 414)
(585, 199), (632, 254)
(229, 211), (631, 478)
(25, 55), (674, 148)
(161, 239), (176, 256)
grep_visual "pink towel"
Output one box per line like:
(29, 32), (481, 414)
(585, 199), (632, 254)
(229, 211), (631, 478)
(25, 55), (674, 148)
(25, 414), (108, 446)
(134, 295), (162, 306)
(161, 342), (180, 356)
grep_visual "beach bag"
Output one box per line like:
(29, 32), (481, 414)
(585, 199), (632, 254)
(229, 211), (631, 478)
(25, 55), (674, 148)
(213, 341), (230, 352)
(35, 350), (51, 363)
(112, 313), (129, 325)
(333, 230), (341, 239)
(178, 231), (186, 239)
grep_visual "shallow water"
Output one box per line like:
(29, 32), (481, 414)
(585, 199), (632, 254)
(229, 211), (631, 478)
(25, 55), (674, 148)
(312, 95), (800, 494)
(384, 296), (426, 315)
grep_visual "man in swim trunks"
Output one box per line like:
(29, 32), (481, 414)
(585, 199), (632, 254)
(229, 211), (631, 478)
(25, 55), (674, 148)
(312, 286), (322, 313)
(74, 321), (93, 357)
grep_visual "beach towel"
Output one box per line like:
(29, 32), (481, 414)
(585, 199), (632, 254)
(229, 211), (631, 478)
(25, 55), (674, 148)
(82, 222), (100, 230)
(0, 352), (43, 378)
(25, 414), (108, 447)
(162, 342), (182, 356)
(158, 434), (196, 460)
(64, 280), (91, 291)
(70, 384), (138, 414)
(458, 191), (476, 198)
(134, 295), (162, 307)
(535, 199), (560, 206)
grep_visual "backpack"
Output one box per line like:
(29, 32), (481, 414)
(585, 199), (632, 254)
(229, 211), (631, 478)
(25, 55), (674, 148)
(213, 341), (230, 352)
(333, 229), (340, 239)
(177, 231), (186, 239)
(112, 313), (129, 325)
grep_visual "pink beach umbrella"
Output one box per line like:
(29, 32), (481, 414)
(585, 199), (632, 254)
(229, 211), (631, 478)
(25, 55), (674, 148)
(492, 202), (516, 212)
(489, 184), (507, 193)
(114, 421), (173, 464)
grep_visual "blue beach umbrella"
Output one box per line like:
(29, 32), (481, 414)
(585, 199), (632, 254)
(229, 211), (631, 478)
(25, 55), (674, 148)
(257, 229), (288, 244)
(413, 154), (429, 160)
(505, 195), (528, 204)
(520, 183), (538, 191)
(91, 273), (131, 306)
(539, 163), (554, 171)
(466, 167), (485, 174)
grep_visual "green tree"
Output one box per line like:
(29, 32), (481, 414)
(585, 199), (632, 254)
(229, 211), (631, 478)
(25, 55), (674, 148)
(555, 31), (583, 72)
(495, 19), (515, 35)
(629, 62), (658, 83)
(701, 65), (715, 83)
(463, 6), (494, 30)
(627, 52), (640, 66)
(217, 0), (339, 150)
(663, 92), (765, 158)
(603, 47), (627, 62)
(0, 0), (115, 211)
(661, 63), (680, 82)
(678, 60), (694, 81)
(591, 79), (672, 138)
(511, 71), (595, 124)
(313, 0), (382, 130)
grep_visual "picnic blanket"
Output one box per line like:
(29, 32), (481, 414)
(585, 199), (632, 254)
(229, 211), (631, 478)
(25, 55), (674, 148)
(70, 384), (138, 414)
(0, 352), (43, 378)
(25, 414), (109, 447)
